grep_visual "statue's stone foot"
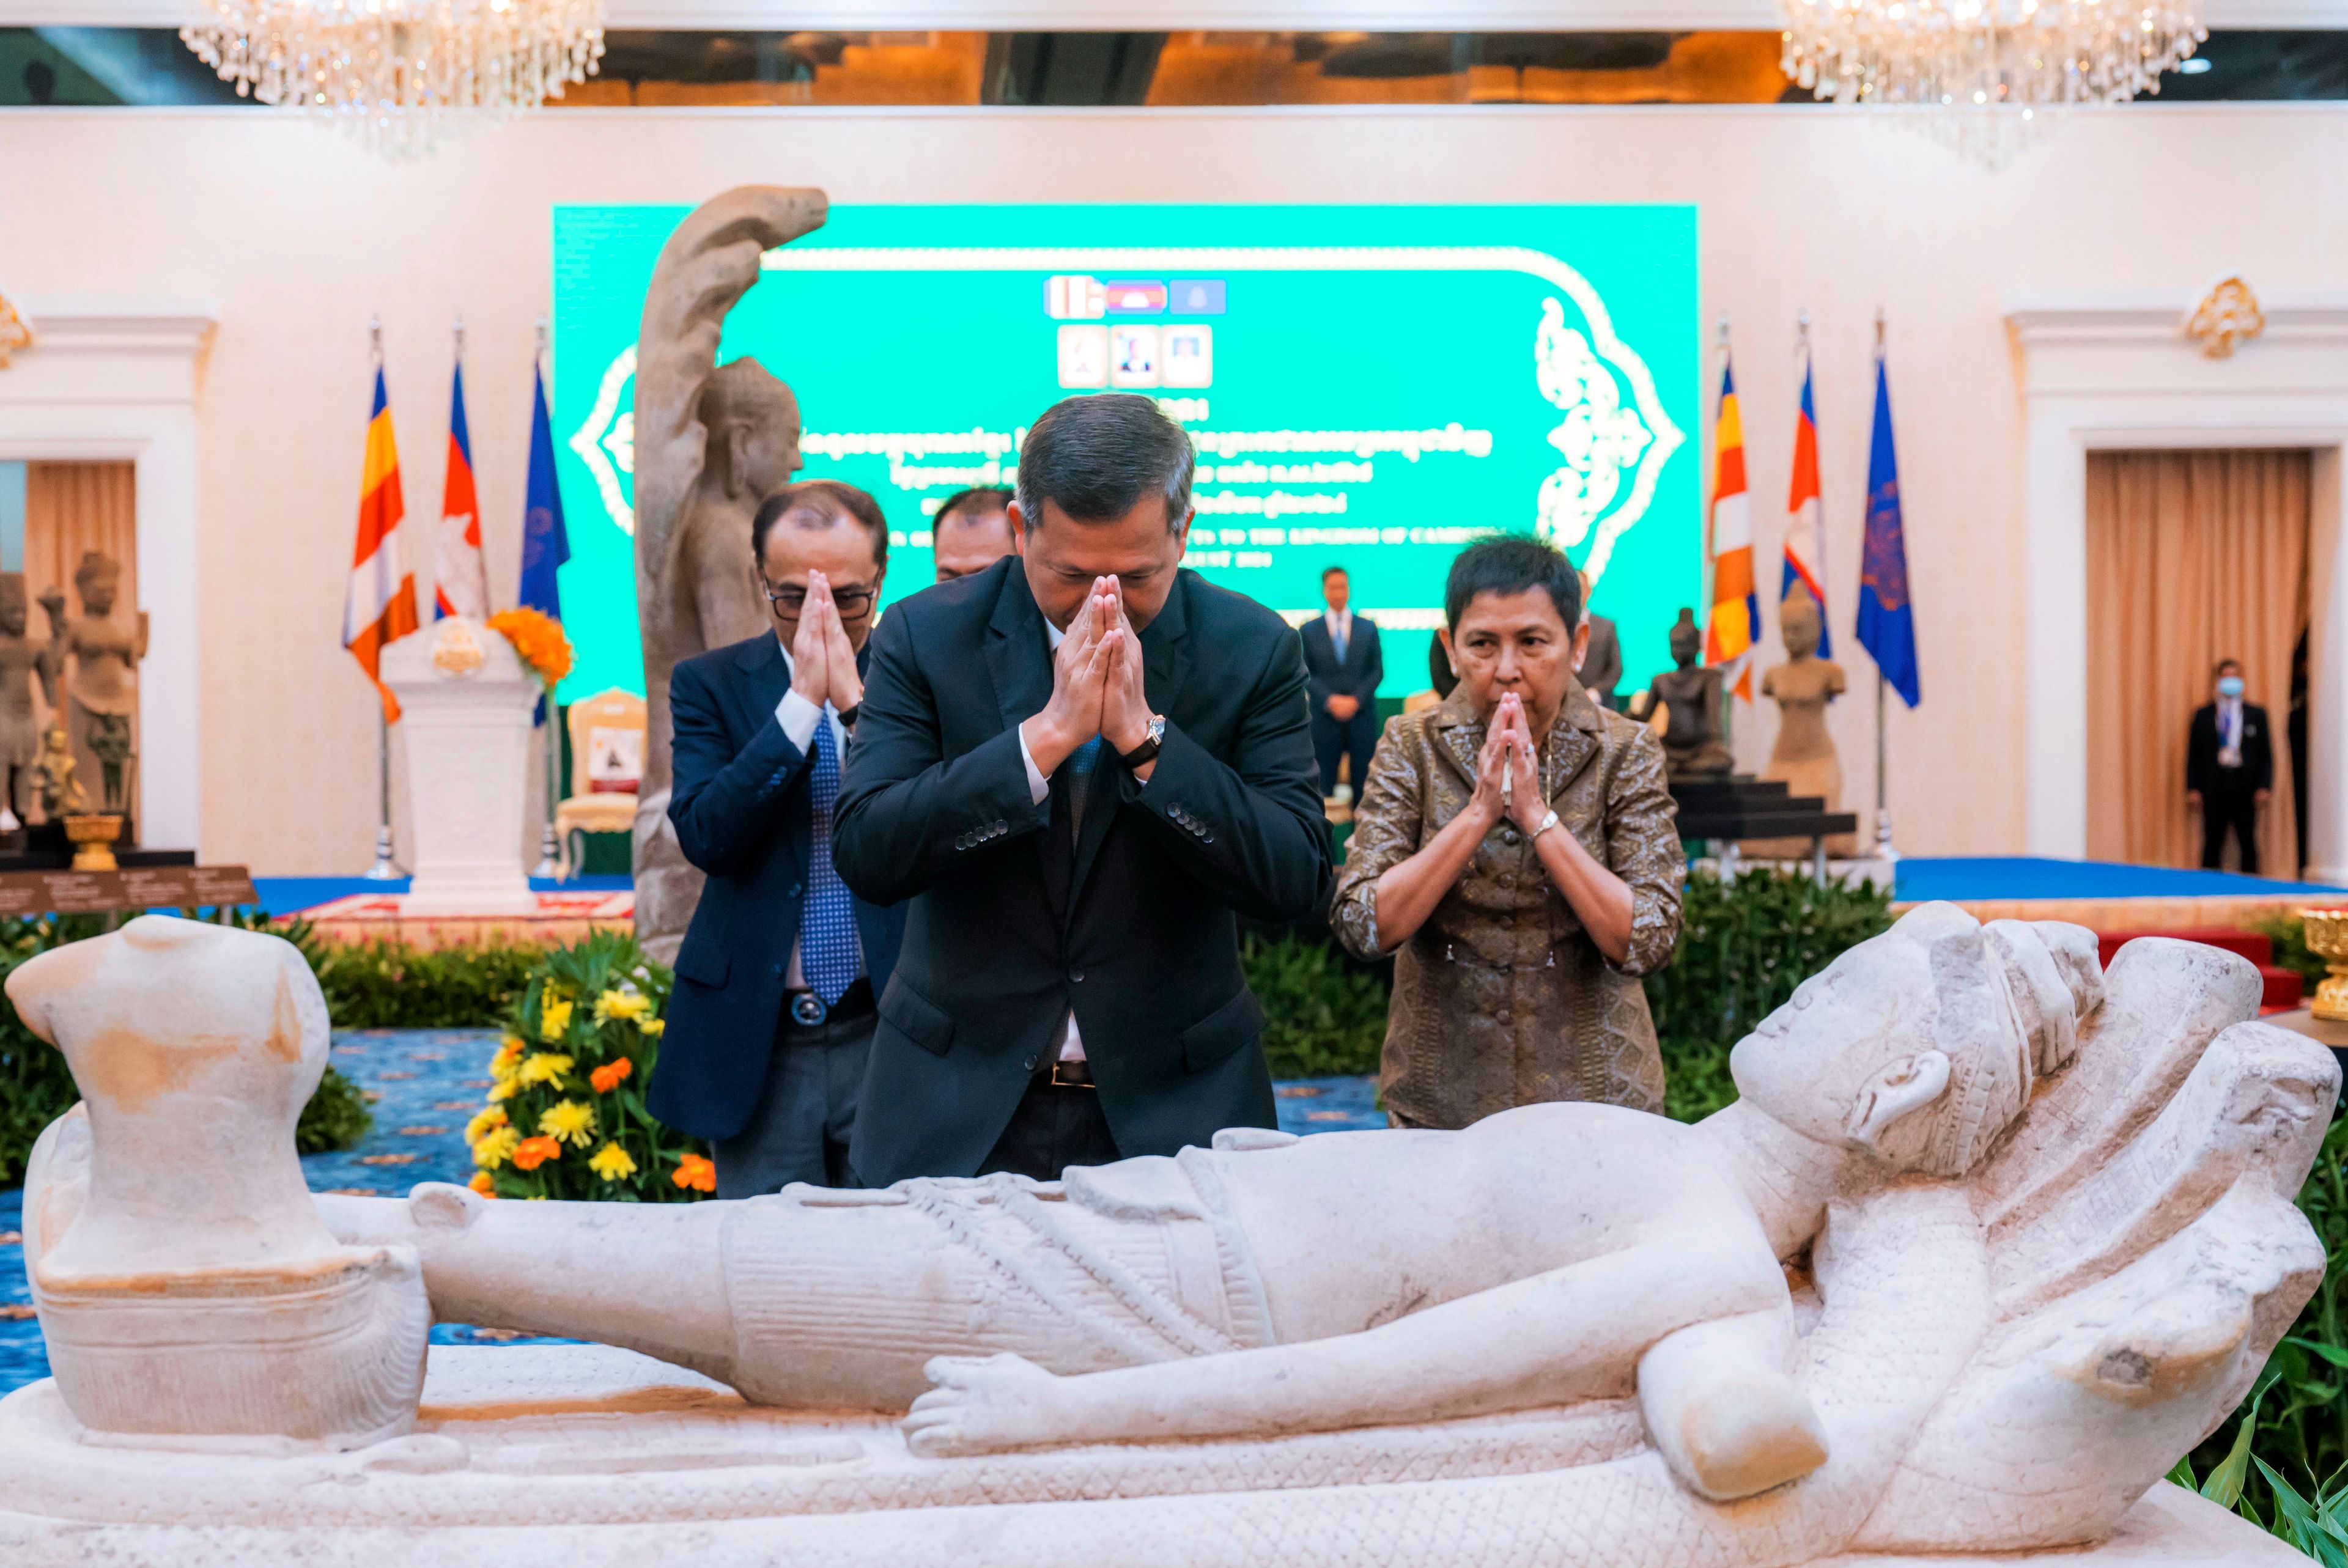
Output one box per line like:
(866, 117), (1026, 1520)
(1677, 1371), (1829, 1500)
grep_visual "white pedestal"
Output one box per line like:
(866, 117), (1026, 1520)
(380, 619), (539, 918)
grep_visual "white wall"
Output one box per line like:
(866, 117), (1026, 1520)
(1, 100), (2342, 872)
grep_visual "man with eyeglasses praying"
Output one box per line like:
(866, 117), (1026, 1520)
(646, 479), (906, 1197)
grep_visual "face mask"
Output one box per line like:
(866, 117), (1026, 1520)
(2218, 676), (2245, 699)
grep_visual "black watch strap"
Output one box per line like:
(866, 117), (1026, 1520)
(835, 702), (860, 729)
(1117, 715), (1165, 770)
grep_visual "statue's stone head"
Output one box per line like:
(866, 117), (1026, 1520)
(0, 574), (26, 638)
(701, 358), (803, 503)
(1730, 903), (2103, 1176)
(73, 552), (119, 617)
(1781, 581), (1820, 660)
(1669, 608), (1700, 669)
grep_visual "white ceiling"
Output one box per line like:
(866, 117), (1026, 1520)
(6, 1), (2347, 30)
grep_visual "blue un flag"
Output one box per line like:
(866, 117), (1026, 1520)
(1856, 350), (1920, 709)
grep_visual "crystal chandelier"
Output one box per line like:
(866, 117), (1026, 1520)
(1779, 1), (2206, 167)
(182, 0), (607, 158)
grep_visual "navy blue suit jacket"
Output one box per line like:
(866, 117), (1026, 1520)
(1299, 613), (1383, 713)
(646, 633), (904, 1142)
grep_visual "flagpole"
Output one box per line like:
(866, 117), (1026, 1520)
(531, 315), (564, 882)
(363, 314), (404, 882)
(1870, 307), (1899, 864)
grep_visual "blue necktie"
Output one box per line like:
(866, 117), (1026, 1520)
(1065, 735), (1104, 838)
(800, 715), (859, 1005)
(1332, 620), (1348, 662)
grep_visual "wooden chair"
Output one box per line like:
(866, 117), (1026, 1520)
(553, 688), (645, 880)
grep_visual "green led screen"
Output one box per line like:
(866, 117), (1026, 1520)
(551, 203), (1700, 704)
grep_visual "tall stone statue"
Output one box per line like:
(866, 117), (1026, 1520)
(630, 185), (829, 962)
(1747, 582), (1855, 858)
(5, 905), (2333, 1566)
(1635, 606), (1732, 778)
(0, 574), (57, 830)
(41, 551), (146, 822)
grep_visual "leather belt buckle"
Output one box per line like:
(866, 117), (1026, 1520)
(789, 991), (829, 1027)
(1049, 1059), (1095, 1089)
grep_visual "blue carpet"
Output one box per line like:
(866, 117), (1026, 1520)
(0, 1030), (1383, 1397)
(249, 875), (633, 917)
(1892, 857), (2347, 905)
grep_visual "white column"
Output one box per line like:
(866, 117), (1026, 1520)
(2023, 411), (2089, 859)
(2305, 447), (2348, 885)
(381, 619), (539, 916)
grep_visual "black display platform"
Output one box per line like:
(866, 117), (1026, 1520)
(0, 820), (191, 874)
(1671, 775), (1859, 846)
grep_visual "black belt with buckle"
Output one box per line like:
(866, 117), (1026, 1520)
(785, 977), (874, 1029)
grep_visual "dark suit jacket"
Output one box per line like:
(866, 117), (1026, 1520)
(832, 558), (1332, 1186)
(647, 634), (906, 1142)
(1581, 615), (1623, 706)
(2187, 701), (2274, 795)
(1299, 611), (1383, 716)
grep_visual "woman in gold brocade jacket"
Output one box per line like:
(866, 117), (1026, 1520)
(1331, 537), (1685, 1127)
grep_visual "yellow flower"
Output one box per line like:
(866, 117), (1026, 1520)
(587, 1141), (637, 1182)
(472, 1125), (522, 1169)
(640, 1017), (665, 1038)
(539, 997), (574, 1042)
(490, 1035), (525, 1075)
(593, 988), (652, 1025)
(463, 1105), (508, 1143)
(517, 1052), (574, 1087)
(539, 1099), (597, 1149)
(487, 1077), (520, 1103)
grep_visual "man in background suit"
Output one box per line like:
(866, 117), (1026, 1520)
(648, 480), (906, 1197)
(1578, 569), (1623, 710)
(1299, 565), (1383, 800)
(835, 393), (1331, 1186)
(931, 486), (1016, 583)
(2186, 657), (2274, 874)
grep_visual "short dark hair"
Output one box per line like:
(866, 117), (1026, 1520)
(753, 480), (888, 571)
(1015, 394), (1194, 532)
(1322, 564), (1348, 582)
(935, 487), (1013, 529)
(1443, 535), (1581, 633)
(2215, 657), (2243, 677)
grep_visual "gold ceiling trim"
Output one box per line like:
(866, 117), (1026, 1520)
(0, 291), (31, 369)
(2184, 275), (2265, 359)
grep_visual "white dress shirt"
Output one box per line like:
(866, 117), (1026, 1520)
(2217, 695), (2244, 768)
(1012, 617), (1152, 1062)
(772, 637), (861, 989)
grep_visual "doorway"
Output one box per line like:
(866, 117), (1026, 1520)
(2083, 448), (2312, 876)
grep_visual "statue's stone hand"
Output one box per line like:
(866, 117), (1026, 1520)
(903, 1353), (1079, 1457)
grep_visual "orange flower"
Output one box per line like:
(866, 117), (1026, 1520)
(671, 1152), (716, 1193)
(486, 607), (575, 688)
(467, 1169), (498, 1198)
(589, 1058), (633, 1094)
(511, 1134), (563, 1172)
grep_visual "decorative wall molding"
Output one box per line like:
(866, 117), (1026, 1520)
(2005, 287), (2348, 881)
(0, 293), (218, 855)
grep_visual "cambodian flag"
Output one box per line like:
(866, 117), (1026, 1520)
(1704, 355), (1757, 701)
(434, 360), (490, 620)
(1782, 353), (1829, 657)
(1856, 349), (1920, 708)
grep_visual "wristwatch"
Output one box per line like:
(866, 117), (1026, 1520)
(1532, 808), (1562, 841)
(1117, 714), (1167, 770)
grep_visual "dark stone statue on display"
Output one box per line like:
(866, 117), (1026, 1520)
(0, 575), (56, 838)
(629, 184), (829, 963)
(42, 550), (144, 835)
(1638, 608), (1732, 779)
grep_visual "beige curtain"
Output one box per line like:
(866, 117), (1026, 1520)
(2084, 449), (2310, 875)
(24, 461), (138, 748)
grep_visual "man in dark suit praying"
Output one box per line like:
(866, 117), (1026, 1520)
(1298, 565), (1383, 802)
(647, 480), (906, 1197)
(834, 393), (1331, 1185)
(2186, 657), (2274, 874)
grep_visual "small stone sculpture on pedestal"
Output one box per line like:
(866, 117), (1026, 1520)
(0, 574), (57, 836)
(41, 551), (145, 832)
(1635, 607), (1732, 778)
(1746, 582), (1856, 858)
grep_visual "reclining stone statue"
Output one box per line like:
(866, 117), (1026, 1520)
(0, 904), (2335, 1568)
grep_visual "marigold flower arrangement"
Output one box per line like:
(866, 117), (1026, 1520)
(468, 930), (711, 1202)
(485, 606), (574, 690)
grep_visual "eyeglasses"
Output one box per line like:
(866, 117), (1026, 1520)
(760, 576), (876, 618)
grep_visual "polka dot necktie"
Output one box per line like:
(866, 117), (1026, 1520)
(800, 715), (859, 1006)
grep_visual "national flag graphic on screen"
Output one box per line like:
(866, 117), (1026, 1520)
(1045, 274), (1106, 320)
(1782, 354), (1829, 656)
(434, 361), (490, 620)
(1857, 348), (1920, 708)
(1704, 356), (1757, 701)
(1104, 280), (1167, 315)
(345, 366), (420, 721)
